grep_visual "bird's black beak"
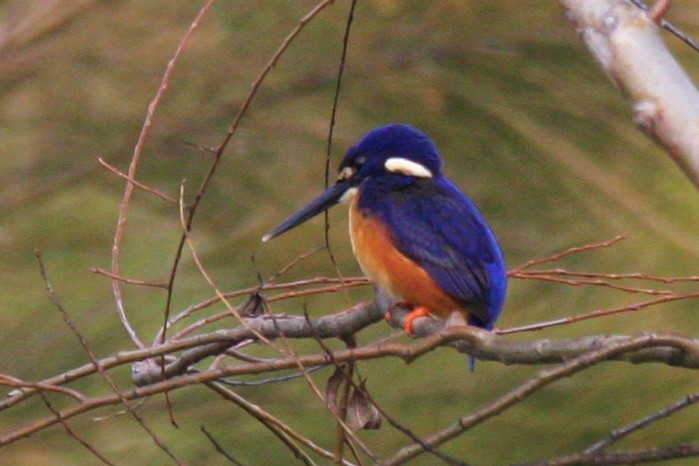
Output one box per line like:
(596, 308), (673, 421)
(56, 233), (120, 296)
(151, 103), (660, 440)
(262, 181), (353, 242)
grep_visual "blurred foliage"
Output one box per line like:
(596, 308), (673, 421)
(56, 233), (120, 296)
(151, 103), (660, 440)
(0, 0), (698, 464)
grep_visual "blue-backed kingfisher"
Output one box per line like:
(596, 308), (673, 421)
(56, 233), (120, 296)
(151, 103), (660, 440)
(263, 123), (507, 334)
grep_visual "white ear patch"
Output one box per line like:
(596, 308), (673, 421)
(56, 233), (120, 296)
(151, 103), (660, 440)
(384, 157), (433, 178)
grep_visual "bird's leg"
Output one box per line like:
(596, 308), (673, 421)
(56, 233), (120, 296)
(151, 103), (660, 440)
(403, 305), (431, 334)
(383, 301), (432, 334)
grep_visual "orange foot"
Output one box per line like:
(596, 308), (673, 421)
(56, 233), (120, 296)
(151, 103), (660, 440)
(404, 306), (431, 335)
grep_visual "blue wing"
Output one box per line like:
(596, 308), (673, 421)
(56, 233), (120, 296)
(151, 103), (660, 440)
(358, 175), (507, 329)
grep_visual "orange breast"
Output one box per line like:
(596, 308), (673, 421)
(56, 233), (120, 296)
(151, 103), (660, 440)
(349, 197), (464, 319)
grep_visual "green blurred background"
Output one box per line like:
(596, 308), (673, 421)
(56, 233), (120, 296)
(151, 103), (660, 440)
(1, 0), (698, 464)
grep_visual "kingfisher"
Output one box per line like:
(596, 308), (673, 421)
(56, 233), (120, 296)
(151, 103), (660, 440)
(262, 123), (507, 334)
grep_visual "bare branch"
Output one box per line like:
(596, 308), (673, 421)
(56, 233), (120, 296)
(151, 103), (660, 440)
(0, 374), (85, 402)
(135, 308), (699, 385)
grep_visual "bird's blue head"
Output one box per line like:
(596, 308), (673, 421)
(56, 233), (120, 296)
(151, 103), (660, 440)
(263, 123), (442, 241)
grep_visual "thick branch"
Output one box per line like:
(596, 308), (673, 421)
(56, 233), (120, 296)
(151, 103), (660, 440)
(560, 0), (699, 189)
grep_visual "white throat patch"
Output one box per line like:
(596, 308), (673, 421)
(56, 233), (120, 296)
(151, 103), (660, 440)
(384, 157), (433, 178)
(339, 187), (358, 203)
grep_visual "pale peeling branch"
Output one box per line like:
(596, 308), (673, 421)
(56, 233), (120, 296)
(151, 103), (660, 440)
(560, 0), (699, 189)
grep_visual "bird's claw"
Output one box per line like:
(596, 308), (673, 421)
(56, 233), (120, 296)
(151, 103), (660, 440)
(403, 306), (430, 335)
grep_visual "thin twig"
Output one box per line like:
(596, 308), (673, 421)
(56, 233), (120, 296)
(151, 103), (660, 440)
(265, 247), (324, 284)
(91, 267), (169, 289)
(98, 157), (178, 204)
(177, 183), (277, 348)
(0, 374), (86, 402)
(511, 237), (625, 272)
(159, 277), (369, 343)
(585, 391), (699, 453)
(513, 269), (699, 283)
(39, 393), (117, 466)
(200, 426), (246, 466)
(323, 0), (357, 246)
(498, 290), (699, 334)
(511, 272), (674, 295)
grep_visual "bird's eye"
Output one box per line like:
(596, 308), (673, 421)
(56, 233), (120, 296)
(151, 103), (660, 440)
(355, 156), (366, 166)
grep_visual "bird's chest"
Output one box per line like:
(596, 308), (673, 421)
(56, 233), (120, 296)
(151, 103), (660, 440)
(348, 195), (461, 315)
(348, 197), (395, 286)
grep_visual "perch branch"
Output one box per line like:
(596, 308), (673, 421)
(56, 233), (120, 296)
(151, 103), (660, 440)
(1, 325), (698, 447)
